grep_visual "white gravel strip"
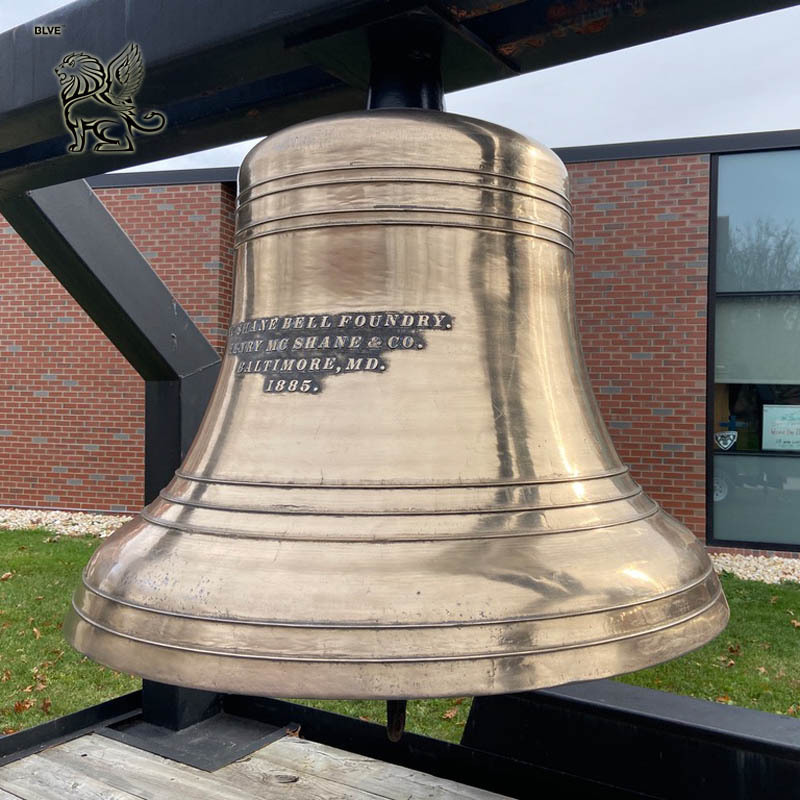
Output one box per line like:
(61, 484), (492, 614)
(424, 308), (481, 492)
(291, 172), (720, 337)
(1, 508), (799, 583)
(710, 553), (800, 584)
(0, 507), (132, 538)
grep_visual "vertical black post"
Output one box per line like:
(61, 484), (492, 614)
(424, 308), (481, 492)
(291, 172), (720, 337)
(141, 367), (223, 728)
(0, 180), (226, 730)
(144, 366), (219, 504)
(141, 681), (222, 731)
(144, 381), (181, 505)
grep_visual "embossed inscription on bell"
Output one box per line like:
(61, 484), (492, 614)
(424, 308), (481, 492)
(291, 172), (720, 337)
(65, 109), (728, 700)
(229, 311), (454, 393)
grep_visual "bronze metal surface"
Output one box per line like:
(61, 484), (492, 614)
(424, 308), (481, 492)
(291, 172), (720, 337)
(65, 109), (728, 698)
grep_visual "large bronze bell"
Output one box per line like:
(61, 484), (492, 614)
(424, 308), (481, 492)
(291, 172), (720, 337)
(65, 108), (728, 701)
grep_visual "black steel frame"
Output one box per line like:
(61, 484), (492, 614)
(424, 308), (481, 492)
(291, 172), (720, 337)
(3, 1), (800, 795)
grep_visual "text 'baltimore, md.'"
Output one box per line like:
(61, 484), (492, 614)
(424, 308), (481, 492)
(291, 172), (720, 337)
(228, 311), (454, 394)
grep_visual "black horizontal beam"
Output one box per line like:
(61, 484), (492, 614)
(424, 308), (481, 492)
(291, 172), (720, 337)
(88, 167), (238, 189)
(2, 0), (798, 194)
(556, 127), (800, 164)
(462, 0), (800, 76)
(463, 681), (800, 800)
(0, 180), (220, 381)
(0, 64), (364, 196)
(0, 0), (449, 193)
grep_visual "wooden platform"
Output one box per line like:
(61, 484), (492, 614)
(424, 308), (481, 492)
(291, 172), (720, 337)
(0, 731), (510, 799)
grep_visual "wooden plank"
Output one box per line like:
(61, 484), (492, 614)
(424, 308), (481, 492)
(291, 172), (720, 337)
(0, 751), (145, 800)
(51, 735), (383, 800)
(1, 731), (513, 800)
(217, 754), (389, 799)
(40, 736), (259, 800)
(231, 736), (510, 800)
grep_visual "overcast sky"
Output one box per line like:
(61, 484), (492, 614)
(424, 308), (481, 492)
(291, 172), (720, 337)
(3, 1), (800, 173)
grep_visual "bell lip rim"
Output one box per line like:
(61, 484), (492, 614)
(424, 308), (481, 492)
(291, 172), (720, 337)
(63, 595), (729, 697)
(74, 562), (719, 630)
(67, 584), (725, 662)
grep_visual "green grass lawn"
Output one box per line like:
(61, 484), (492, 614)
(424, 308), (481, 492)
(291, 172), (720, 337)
(617, 574), (800, 715)
(0, 530), (140, 734)
(2, 528), (800, 741)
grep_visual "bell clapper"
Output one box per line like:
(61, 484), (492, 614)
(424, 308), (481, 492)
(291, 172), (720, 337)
(386, 699), (407, 742)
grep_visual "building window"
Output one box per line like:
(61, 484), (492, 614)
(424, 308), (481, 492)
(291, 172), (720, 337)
(712, 150), (800, 548)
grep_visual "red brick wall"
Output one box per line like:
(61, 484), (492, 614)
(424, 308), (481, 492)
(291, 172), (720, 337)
(568, 156), (710, 538)
(0, 164), (716, 536)
(0, 183), (235, 512)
